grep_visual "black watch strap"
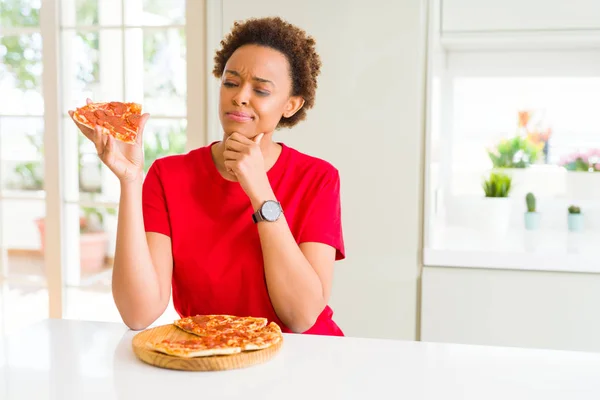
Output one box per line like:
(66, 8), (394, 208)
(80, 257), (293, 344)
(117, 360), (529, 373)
(252, 209), (265, 223)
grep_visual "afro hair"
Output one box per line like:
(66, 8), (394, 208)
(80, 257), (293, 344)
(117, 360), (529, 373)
(213, 16), (322, 128)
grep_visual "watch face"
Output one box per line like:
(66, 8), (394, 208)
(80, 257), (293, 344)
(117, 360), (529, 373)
(261, 201), (282, 221)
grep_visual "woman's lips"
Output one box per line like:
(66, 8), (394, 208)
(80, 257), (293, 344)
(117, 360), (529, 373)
(226, 112), (253, 122)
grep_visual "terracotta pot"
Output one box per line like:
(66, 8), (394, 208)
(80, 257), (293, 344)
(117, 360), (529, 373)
(35, 218), (109, 274)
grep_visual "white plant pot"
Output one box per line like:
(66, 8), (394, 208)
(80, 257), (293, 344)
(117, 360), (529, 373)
(482, 197), (512, 237)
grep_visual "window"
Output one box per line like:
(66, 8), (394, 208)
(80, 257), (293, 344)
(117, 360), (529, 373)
(450, 76), (600, 196)
(424, 46), (600, 268)
(0, 0), (199, 325)
(0, 0), (48, 331)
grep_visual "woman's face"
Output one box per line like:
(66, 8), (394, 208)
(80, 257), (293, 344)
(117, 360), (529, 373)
(218, 44), (304, 139)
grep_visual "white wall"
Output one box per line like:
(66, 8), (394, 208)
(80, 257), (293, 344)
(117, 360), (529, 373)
(421, 266), (600, 352)
(217, 0), (428, 339)
(441, 0), (600, 33)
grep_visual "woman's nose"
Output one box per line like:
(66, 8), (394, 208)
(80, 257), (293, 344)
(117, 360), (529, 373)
(232, 86), (250, 106)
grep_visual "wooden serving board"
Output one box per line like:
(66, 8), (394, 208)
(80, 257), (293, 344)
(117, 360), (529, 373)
(132, 324), (283, 371)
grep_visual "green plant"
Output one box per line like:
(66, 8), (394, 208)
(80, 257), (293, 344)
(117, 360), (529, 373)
(13, 161), (43, 190)
(487, 136), (542, 169)
(80, 206), (116, 233)
(143, 127), (186, 173)
(482, 172), (512, 198)
(12, 131), (44, 190)
(525, 192), (536, 213)
(568, 205), (581, 214)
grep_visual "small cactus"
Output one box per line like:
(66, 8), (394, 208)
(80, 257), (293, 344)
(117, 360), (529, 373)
(568, 205), (581, 214)
(525, 192), (536, 213)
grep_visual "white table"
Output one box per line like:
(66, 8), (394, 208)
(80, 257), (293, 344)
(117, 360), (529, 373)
(1, 319), (599, 399)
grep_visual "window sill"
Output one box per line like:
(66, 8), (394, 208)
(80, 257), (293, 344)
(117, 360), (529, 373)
(424, 226), (600, 274)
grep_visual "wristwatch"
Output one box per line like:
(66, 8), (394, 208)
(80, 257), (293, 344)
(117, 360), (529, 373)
(252, 200), (283, 223)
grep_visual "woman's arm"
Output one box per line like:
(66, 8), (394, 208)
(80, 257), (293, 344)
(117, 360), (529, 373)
(251, 192), (335, 333)
(223, 133), (337, 333)
(68, 105), (173, 331)
(112, 179), (174, 330)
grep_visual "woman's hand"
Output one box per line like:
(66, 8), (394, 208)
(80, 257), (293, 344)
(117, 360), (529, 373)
(223, 132), (273, 203)
(68, 98), (150, 184)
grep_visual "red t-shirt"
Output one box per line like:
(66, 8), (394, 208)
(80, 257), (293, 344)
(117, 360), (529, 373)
(142, 142), (345, 336)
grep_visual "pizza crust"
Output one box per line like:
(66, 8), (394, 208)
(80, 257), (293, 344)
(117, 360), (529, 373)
(147, 341), (242, 358)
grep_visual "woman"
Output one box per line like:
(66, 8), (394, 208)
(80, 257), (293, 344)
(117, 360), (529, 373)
(69, 17), (345, 336)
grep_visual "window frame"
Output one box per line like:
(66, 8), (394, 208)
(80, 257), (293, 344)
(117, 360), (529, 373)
(0, 0), (213, 319)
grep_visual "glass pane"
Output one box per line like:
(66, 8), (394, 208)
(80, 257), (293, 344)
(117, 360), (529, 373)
(61, 30), (124, 112)
(78, 204), (116, 278)
(0, 117), (44, 191)
(124, 28), (186, 116)
(60, 0), (122, 26)
(60, 203), (178, 323)
(124, 0), (185, 26)
(1, 198), (46, 281)
(143, 118), (187, 172)
(450, 77), (600, 196)
(0, 0), (41, 28)
(0, 33), (44, 115)
(73, 118), (187, 203)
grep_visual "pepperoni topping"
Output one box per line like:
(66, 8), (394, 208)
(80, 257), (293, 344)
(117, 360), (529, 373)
(74, 101), (142, 144)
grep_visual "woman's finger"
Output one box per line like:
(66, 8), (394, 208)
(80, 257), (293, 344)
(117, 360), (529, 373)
(223, 150), (242, 161)
(102, 135), (116, 165)
(135, 113), (150, 146)
(92, 126), (107, 156)
(224, 160), (237, 175)
(228, 132), (254, 145)
(224, 138), (246, 152)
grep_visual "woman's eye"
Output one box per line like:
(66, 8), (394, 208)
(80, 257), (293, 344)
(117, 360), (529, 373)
(255, 89), (269, 96)
(223, 81), (237, 87)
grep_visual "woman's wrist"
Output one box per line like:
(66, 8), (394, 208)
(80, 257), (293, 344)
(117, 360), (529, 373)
(249, 186), (276, 210)
(120, 173), (144, 192)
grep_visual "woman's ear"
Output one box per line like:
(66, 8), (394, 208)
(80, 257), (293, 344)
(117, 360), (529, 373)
(283, 96), (305, 118)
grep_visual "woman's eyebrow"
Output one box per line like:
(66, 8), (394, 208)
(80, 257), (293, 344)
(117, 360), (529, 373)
(225, 69), (275, 86)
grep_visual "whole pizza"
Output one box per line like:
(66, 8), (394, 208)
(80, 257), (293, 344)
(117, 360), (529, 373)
(146, 315), (283, 358)
(72, 101), (143, 144)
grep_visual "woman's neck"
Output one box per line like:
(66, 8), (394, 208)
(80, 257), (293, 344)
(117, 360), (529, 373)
(211, 134), (282, 181)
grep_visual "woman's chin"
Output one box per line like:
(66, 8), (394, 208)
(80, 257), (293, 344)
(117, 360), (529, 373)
(223, 129), (256, 139)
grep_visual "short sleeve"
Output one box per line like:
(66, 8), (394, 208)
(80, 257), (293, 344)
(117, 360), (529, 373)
(142, 161), (171, 237)
(297, 169), (346, 261)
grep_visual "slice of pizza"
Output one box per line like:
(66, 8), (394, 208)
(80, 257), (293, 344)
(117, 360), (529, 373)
(174, 315), (268, 337)
(146, 320), (283, 359)
(239, 322), (283, 351)
(147, 337), (242, 358)
(147, 322), (283, 358)
(72, 101), (143, 144)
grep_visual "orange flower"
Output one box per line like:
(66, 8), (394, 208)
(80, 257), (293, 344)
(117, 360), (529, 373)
(518, 111), (531, 128)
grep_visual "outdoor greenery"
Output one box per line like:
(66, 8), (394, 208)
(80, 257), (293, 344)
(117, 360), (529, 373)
(2, 0), (187, 233)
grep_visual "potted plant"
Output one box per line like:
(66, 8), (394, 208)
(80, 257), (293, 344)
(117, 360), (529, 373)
(524, 192), (540, 230)
(35, 206), (112, 274)
(487, 135), (543, 198)
(560, 149), (600, 200)
(482, 172), (513, 235)
(567, 205), (584, 232)
(487, 136), (542, 170)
